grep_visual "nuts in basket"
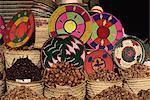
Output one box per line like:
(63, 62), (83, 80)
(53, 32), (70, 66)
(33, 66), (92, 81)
(1, 86), (46, 100)
(120, 63), (150, 79)
(91, 85), (141, 100)
(49, 94), (78, 100)
(6, 57), (42, 81)
(88, 69), (123, 82)
(43, 62), (85, 87)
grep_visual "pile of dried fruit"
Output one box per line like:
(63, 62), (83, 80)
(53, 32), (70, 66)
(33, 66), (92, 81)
(49, 94), (78, 100)
(1, 86), (46, 100)
(91, 85), (141, 100)
(138, 89), (150, 100)
(6, 57), (42, 81)
(120, 63), (150, 79)
(88, 69), (122, 82)
(43, 62), (85, 87)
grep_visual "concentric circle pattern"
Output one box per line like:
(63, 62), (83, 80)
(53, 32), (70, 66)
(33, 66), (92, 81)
(41, 35), (86, 68)
(87, 12), (124, 51)
(113, 36), (146, 69)
(84, 50), (113, 74)
(3, 10), (35, 48)
(48, 4), (92, 43)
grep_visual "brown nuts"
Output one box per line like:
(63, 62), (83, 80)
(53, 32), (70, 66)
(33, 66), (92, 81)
(120, 63), (150, 79)
(1, 86), (46, 100)
(43, 62), (85, 87)
(88, 69), (122, 82)
(91, 85), (140, 100)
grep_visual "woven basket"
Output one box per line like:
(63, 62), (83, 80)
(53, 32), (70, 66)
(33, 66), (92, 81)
(4, 49), (40, 69)
(123, 77), (150, 94)
(87, 80), (122, 98)
(44, 82), (86, 100)
(34, 18), (50, 49)
(6, 80), (43, 95)
(0, 80), (5, 97)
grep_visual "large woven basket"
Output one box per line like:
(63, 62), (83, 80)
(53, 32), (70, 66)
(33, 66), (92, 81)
(34, 18), (50, 49)
(44, 82), (86, 100)
(123, 77), (150, 94)
(6, 80), (43, 95)
(87, 80), (122, 98)
(4, 49), (40, 69)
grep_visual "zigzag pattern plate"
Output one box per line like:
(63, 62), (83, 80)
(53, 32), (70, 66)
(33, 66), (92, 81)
(41, 35), (86, 68)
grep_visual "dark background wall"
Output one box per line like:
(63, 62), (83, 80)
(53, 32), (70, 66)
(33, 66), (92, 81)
(89, 0), (149, 41)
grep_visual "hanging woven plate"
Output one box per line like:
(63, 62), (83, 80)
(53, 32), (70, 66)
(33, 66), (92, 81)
(41, 35), (86, 68)
(84, 49), (113, 74)
(0, 16), (5, 45)
(113, 36), (146, 69)
(3, 10), (35, 48)
(48, 4), (92, 43)
(87, 12), (124, 51)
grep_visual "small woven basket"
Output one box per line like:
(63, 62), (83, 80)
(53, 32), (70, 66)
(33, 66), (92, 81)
(44, 82), (86, 100)
(6, 80), (43, 95)
(34, 18), (50, 49)
(4, 49), (40, 69)
(87, 80), (122, 98)
(123, 77), (150, 94)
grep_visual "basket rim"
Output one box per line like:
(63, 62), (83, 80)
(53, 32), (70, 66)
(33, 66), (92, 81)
(6, 79), (42, 84)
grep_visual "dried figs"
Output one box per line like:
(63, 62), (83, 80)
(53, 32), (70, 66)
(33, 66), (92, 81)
(6, 57), (42, 81)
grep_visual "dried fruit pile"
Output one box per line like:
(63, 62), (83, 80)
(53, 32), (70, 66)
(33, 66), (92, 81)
(138, 89), (150, 100)
(6, 57), (42, 81)
(88, 69), (122, 82)
(91, 85), (141, 100)
(1, 86), (46, 100)
(120, 63), (150, 79)
(43, 62), (85, 87)
(49, 94), (78, 100)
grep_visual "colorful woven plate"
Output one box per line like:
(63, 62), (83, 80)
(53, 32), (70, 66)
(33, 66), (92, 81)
(84, 49), (113, 74)
(87, 12), (124, 51)
(3, 10), (35, 48)
(0, 16), (5, 45)
(48, 4), (92, 43)
(41, 35), (86, 68)
(113, 36), (146, 69)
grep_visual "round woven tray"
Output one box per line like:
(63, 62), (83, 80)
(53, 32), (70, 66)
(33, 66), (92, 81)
(44, 82), (86, 100)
